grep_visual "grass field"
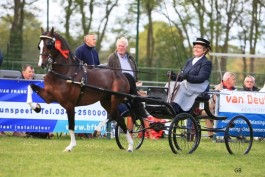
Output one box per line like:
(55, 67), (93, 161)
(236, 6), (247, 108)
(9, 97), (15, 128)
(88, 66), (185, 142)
(0, 135), (264, 177)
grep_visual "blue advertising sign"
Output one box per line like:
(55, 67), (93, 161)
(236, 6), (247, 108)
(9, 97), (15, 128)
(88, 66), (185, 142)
(0, 79), (107, 133)
(216, 91), (265, 137)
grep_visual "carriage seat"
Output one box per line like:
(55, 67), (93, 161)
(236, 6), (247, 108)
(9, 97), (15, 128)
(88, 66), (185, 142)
(144, 87), (172, 118)
(146, 86), (168, 102)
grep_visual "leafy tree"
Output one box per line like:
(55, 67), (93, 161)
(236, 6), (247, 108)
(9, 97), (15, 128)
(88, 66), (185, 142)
(62, 0), (119, 53)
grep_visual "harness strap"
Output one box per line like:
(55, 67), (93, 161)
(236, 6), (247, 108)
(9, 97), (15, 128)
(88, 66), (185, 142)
(74, 65), (89, 106)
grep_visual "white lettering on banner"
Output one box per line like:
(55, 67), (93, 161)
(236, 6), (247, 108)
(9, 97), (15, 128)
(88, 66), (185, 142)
(0, 101), (107, 121)
(250, 120), (265, 126)
(1, 89), (27, 94)
(0, 89), (10, 93)
(64, 124), (105, 131)
(10, 89), (27, 94)
(219, 91), (265, 114)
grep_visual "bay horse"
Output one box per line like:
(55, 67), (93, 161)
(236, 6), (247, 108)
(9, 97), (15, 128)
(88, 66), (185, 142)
(27, 27), (133, 152)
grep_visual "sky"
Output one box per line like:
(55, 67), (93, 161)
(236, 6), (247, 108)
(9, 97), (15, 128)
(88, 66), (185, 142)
(34, 0), (64, 32)
(33, 0), (147, 50)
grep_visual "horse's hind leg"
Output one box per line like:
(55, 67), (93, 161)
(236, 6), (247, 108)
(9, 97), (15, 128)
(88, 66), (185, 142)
(27, 85), (41, 113)
(117, 116), (134, 152)
(114, 109), (134, 152)
(109, 96), (134, 152)
(93, 118), (109, 137)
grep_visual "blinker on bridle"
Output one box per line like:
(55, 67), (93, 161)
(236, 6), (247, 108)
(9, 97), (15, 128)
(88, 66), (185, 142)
(39, 35), (69, 59)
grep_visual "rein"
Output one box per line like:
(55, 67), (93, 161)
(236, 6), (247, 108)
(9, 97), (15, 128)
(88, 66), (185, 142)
(95, 65), (158, 75)
(47, 56), (85, 82)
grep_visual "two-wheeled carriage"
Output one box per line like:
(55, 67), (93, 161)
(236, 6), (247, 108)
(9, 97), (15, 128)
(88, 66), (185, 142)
(114, 88), (254, 155)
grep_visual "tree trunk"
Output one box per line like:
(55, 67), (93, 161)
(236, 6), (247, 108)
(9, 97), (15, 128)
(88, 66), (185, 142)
(9, 0), (25, 61)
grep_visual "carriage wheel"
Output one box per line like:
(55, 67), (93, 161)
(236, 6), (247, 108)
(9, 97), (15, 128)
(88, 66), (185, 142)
(168, 113), (200, 154)
(115, 110), (145, 150)
(224, 115), (253, 155)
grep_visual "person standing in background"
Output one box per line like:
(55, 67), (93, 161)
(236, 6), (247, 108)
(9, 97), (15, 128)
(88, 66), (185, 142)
(75, 34), (100, 66)
(74, 34), (100, 138)
(107, 37), (161, 139)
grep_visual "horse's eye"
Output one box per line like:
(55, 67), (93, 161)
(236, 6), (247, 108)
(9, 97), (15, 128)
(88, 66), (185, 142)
(47, 41), (54, 50)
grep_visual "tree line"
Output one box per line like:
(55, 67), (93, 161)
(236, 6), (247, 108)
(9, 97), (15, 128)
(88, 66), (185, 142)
(0, 0), (264, 85)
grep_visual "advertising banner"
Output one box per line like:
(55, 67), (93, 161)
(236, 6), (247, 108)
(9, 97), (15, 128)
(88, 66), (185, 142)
(217, 90), (265, 137)
(0, 79), (107, 133)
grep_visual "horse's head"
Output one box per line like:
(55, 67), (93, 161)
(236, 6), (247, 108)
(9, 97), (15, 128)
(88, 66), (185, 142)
(38, 27), (70, 69)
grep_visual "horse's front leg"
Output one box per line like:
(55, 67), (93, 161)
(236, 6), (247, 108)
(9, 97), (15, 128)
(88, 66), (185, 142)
(27, 85), (41, 113)
(64, 108), (77, 152)
(64, 130), (76, 152)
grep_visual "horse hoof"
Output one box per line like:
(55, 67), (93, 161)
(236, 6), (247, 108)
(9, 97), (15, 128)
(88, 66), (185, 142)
(34, 104), (41, 113)
(127, 150), (133, 153)
(64, 148), (72, 152)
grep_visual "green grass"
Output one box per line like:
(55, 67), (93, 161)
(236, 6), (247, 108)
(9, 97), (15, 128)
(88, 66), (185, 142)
(0, 135), (264, 177)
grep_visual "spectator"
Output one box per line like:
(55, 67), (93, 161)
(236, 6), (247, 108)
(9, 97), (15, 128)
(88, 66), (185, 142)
(18, 64), (35, 80)
(75, 34), (100, 66)
(20, 64), (53, 138)
(242, 75), (259, 91)
(0, 65), (35, 137)
(215, 72), (237, 91)
(201, 72), (237, 138)
(15, 64), (35, 136)
(107, 37), (160, 139)
(74, 34), (100, 138)
(23, 64), (52, 138)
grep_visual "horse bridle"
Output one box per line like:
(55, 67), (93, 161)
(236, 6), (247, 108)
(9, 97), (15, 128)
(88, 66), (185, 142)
(38, 35), (86, 80)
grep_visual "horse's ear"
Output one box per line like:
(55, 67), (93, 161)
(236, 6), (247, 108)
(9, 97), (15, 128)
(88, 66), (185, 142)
(50, 27), (54, 36)
(41, 27), (44, 34)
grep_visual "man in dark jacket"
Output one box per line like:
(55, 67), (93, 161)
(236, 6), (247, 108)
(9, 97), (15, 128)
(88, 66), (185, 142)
(75, 34), (100, 66)
(242, 75), (259, 91)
